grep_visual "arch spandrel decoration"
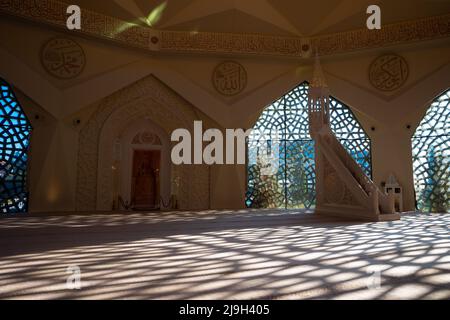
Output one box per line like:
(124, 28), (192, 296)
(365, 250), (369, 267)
(412, 89), (450, 213)
(246, 82), (372, 209)
(0, 78), (32, 214)
(77, 75), (210, 211)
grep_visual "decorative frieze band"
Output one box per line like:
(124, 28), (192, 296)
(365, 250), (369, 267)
(1, 0), (449, 58)
(0, 0), (152, 49)
(311, 14), (450, 56)
(160, 31), (309, 57)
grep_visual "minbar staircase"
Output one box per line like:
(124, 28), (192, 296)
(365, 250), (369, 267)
(308, 55), (401, 222)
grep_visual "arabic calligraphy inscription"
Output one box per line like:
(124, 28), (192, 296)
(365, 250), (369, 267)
(41, 38), (86, 79)
(213, 61), (247, 96)
(369, 54), (409, 91)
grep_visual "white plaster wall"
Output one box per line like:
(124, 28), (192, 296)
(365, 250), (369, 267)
(1, 17), (449, 212)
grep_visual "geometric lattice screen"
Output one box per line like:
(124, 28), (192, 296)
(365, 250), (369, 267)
(0, 78), (32, 214)
(246, 82), (372, 209)
(412, 89), (450, 213)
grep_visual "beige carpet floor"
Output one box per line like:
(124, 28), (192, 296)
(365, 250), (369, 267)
(0, 210), (449, 299)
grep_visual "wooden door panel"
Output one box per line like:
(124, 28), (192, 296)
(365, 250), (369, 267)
(131, 150), (160, 208)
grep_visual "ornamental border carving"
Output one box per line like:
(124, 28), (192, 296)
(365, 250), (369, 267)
(1, 0), (449, 58)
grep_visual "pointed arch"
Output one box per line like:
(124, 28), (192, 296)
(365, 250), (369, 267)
(0, 78), (32, 213)
(412, 89), (450, 213)
(246, 82), (372, 209)
(76, 75), (211, 211)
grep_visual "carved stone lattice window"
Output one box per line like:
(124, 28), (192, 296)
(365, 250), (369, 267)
(0, 79), (32, 214)
(412, 89), (450, 213)
(329, 98), (372, 178)
(246, 82), (372, 209)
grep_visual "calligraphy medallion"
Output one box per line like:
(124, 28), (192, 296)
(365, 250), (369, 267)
(212, 61), (247, 96)
(369, 54), (409, 91)
(41, 38), (86, 79)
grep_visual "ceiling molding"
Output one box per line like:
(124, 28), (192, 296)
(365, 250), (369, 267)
(1, 0), (449, 59)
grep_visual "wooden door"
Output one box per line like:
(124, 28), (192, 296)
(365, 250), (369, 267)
(131, 150), (160, 208)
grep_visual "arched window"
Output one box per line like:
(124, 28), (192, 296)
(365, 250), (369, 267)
(0, 78), (32, 213)
(246, 82), (372, 209)
(412, 89), (450, 213)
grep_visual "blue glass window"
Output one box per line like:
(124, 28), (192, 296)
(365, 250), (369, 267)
(246, 82), (372, 209)
(412, 89), (450, 213)
(0, 78), (32, 213)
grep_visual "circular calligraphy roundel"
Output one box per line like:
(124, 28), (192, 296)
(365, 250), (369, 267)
(41, 38), (86, 79)
(212, 61), (247, 96)
(369, 54), (409, 91)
